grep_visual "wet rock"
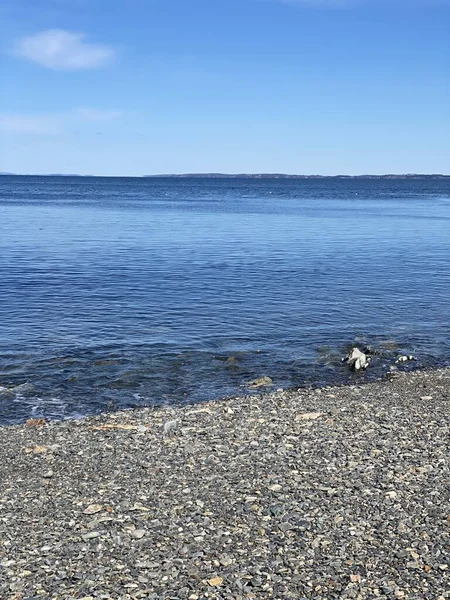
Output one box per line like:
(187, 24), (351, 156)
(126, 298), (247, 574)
(343, 347), (371, 371)
(0, 383), (35, 396)
(396, 355), (416, 363)
(12, 382), (35, 394)
(93, 359), (121, 367)
(25, 418), (47, 427)
(247, 376), (273, 388)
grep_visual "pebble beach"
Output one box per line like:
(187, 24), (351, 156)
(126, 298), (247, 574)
(0, 368), (449, 600)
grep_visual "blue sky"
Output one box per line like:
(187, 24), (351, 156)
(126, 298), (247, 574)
(0, 0), (449, 175)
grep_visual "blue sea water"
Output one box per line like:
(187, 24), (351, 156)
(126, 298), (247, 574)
(1, 175), (449, 424)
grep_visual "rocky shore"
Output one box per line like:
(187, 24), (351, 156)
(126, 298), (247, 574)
(0, 368), (449, 599)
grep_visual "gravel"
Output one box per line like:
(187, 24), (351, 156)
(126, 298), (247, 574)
(0, 368), (449, 599)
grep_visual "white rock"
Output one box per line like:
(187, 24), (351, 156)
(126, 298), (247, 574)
(396, 355), (416, 364)
(295, 412), (322, 421)
(385, 491), (398, 499)
(163, 420), (179, 435)
(268, 484), (282, 492)
(82, 531), (101, 541)
(344, 347), (370, 371)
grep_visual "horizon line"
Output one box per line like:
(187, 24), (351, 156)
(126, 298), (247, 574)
(1, 172), (449, 178)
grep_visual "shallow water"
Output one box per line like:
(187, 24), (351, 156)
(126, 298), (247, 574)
(1, 175), (449, 424)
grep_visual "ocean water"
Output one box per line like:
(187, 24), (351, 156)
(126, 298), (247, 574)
(1, 175), (449, 424)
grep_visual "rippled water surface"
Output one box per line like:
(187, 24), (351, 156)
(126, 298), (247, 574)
(1, 176), (449, 423)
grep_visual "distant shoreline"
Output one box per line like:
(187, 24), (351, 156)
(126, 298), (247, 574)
(144, 173), (450, 180)
(1, 172), (449, 179)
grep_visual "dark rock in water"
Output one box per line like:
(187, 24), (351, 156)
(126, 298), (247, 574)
(379, 339), (400, 350)
(247, 376), (273, 388)
(343, 348), (371, 372)
(93, 359), (121, 367)
(362, 345), (385, 357)
(226, 356), (238, 364)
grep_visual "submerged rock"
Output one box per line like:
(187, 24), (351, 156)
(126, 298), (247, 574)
(247, 376), (273, 388)
(343, 347), (371, 372)
(0, 382), (35, 396)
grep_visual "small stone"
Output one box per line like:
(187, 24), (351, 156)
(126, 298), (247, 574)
(82, 531), (101, 541)
(43, 470), (53, 478)
(268, 484), (282, 492)
(83, 504), (103, 515)
(421, 395), (433, 400)
(163, 420), (179, 435)
(25, 417), (46, 427)
(25, 445), (48, 454)
(295, 412), (322, 421)
(130, 529), (146, 539)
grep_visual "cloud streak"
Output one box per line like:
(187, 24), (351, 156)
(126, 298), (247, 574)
(14, 29), (114, 70)
(0, 114), (62, 135)
(76, 107), (123, 122)
(0, 107), (122, 135)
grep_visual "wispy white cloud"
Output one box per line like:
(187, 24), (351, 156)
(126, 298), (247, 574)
(0, 113), (62, 134)
(14, 29), (114, 70)
(0, 107), (123, 134)
(76, 107), (123, 122)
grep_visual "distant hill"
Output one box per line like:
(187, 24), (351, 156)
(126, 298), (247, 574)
(144, 173), (450, 179)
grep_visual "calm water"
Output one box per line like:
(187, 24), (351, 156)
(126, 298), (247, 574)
(1, 175), (449, 424)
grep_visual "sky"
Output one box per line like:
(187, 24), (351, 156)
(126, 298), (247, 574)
(0, 0), (449, 176)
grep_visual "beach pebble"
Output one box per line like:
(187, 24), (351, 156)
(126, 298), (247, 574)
(163, 419), (180, 435)
(0, 367), (448, 599)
